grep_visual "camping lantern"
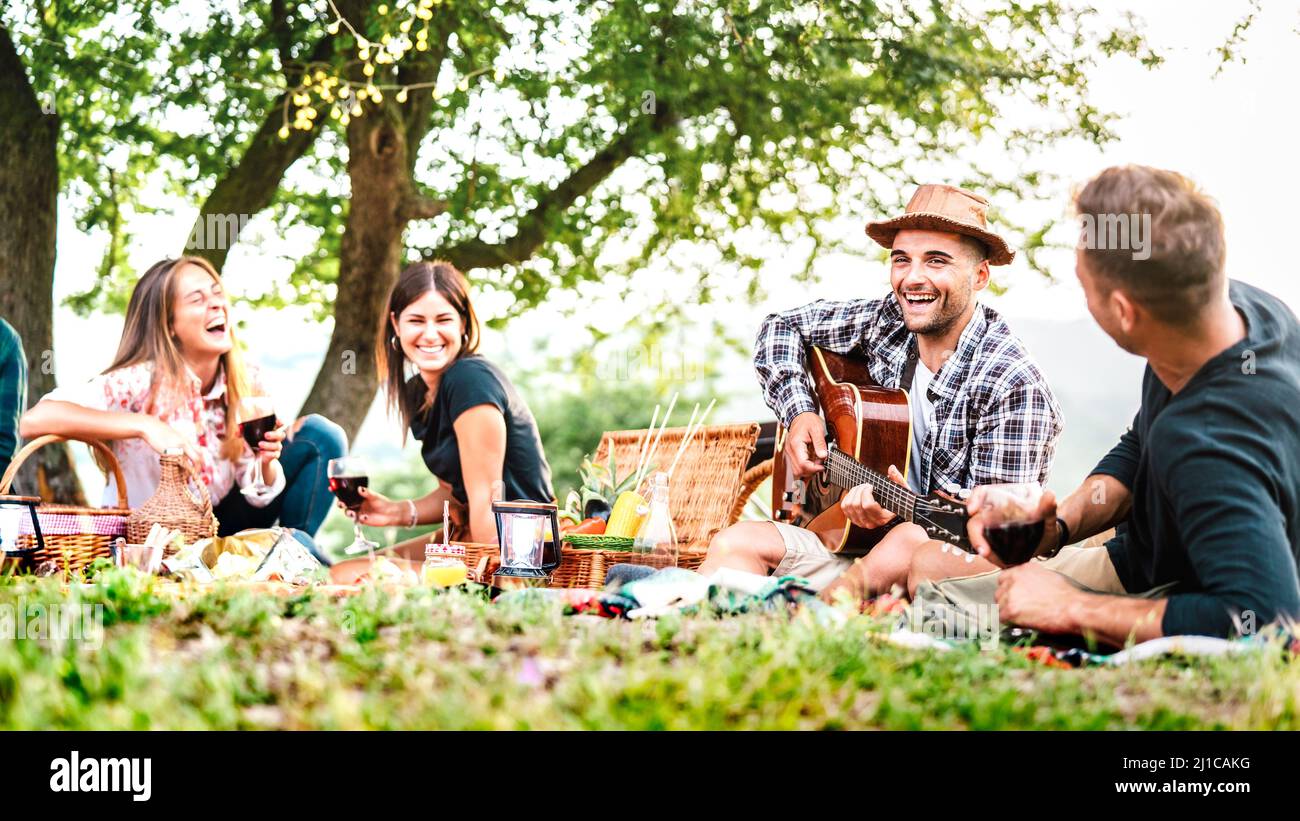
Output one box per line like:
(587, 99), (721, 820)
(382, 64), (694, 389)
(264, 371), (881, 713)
(0, 494), (45, 572)
(491, 500), (562, 590)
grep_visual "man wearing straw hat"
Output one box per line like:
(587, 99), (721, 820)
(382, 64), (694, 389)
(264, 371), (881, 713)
(701, 184), (1063, 600)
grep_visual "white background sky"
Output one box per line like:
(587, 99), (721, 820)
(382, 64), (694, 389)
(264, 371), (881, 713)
(43, 0), (1300, 498)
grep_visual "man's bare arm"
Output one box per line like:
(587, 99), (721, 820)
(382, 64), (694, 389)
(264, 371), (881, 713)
(1066, 590), (1166, 646)
(1055, 473), (1132, 546)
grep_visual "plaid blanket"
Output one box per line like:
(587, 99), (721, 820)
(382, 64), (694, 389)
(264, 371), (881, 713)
(494, 566), (831, 621)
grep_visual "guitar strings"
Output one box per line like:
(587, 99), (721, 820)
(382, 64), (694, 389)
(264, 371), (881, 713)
(823, 447), (916, 519)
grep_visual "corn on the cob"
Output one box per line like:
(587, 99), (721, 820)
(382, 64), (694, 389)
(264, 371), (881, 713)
(606, 490), (647, 538)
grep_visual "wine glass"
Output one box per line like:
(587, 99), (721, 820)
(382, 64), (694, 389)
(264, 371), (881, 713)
(328, 456), (378, 556)
(978, 483), (1047, 565)
(237, 396), (278, 496)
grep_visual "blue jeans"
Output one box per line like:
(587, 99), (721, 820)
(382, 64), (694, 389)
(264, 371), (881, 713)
(214, 414), (348, 565)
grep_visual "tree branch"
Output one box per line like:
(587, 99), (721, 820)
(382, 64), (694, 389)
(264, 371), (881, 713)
(397, 16), (454, 163)
(435, 103), (680, 270)
(185, 31), (340, 271)
(268, 0), (295, 76)
(397, 193), (449, 221)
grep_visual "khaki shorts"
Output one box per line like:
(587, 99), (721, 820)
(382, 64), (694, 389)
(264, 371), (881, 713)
(914, 544), (1177, 639)
(1037, 545), (1126, 593)
(920, 545), (1127, 603)
(770, 525), (1127, 597)
(770, 522), (854, 592)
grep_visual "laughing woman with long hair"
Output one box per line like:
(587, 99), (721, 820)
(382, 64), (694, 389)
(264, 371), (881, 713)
(343, 261), (553, 547)
(20, 256), (346, 552)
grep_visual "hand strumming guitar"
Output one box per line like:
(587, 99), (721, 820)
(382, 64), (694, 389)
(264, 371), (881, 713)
(784, 411), (829, 478)
(840, 464), (907, 529)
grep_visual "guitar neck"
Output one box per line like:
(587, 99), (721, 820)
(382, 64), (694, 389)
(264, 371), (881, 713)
(823, 447), (916, 522)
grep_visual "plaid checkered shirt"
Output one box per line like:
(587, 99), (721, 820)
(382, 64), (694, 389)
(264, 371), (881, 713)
(754, 294), (1063, 494)
(0, 318), (28, 479)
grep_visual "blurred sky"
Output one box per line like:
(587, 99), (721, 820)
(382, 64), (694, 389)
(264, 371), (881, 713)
(40, 0), (1300, 498)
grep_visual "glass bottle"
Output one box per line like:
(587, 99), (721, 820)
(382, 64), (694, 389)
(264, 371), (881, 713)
(633, 471), (678, 568)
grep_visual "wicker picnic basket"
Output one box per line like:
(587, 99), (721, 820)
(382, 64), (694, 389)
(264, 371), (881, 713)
(0, 435), (131, 574)
(552, 423), (759, 588)
(127, 451), (217, 552)
(453, 539), (708, 589)
(450, 424), (758, 589)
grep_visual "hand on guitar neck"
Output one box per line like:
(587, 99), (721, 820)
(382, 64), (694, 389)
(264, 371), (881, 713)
(840, 464), (908, 529)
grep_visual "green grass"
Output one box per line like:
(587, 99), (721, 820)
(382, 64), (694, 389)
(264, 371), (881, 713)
(1, 566), (1296, 730)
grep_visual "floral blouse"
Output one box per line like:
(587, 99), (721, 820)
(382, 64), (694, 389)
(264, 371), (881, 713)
(42, 362), (285, 509)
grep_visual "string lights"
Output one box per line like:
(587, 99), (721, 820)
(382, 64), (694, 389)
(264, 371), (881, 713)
(278, 0), (493, 138)
(17, 1), (502, 139)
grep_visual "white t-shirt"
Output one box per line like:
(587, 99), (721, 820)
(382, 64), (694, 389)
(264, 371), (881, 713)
(904, 359), (934, 495)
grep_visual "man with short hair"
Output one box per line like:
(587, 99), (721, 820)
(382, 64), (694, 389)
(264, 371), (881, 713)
(909, 165), (1300, 642)
(700, 184), (1063, 598)
(0, 317), (26, 479)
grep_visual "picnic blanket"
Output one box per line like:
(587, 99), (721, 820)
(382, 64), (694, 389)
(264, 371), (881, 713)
(494, 564), (841, 623)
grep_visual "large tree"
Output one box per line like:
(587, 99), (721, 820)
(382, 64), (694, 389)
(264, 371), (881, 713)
(0, 24), (68, 499)
(0, 6), (166, 501)
(6, 0), (1159, 459)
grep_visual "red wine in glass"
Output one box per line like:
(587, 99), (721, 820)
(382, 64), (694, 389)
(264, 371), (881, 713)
(983, 520), (1046, 565)
(329, 475), (369, 512)
(237, 397), (277, 495)
(328, 456), (378, 556)
(240, 414), (277, 452)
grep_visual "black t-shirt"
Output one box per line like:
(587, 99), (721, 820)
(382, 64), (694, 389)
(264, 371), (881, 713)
(1092, 280), (1300, 637)
(408, 355), (554, 505)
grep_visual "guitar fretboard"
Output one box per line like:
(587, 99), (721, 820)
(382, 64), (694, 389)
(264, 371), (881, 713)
(822, 447), (917, 522)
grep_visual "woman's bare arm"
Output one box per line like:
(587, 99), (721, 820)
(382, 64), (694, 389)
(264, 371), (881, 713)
(21, 400), (200, 463)
(453, 404), (508, 544)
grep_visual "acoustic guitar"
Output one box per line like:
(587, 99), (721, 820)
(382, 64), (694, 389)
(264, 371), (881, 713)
(771, 346), (971, 556)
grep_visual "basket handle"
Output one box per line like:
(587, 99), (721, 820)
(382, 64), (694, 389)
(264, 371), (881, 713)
(172, 453), (213, 513)
(0, 434), (130, 509)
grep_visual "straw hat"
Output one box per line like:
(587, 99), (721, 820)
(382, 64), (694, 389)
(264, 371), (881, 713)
(865, 184), (1015, 266)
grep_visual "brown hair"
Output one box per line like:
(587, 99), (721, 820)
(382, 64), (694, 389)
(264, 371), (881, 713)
(1074, 165), (1226, 325)
(107, 256), (249, 462)
(376, 260), (481, 432)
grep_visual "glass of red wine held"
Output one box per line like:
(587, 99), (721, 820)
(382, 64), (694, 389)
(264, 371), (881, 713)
(328, 456), (378, 556)
(237, 397), (279, 496)
(976, 483), (1047, 565)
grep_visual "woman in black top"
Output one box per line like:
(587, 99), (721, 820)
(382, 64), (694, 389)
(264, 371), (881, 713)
(347, 261), (553, 544)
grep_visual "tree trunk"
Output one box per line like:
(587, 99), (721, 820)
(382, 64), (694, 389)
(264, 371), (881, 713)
(298, 106), (413, 441)
(298, 8), (449, 442)
(0, 25), (85, 504)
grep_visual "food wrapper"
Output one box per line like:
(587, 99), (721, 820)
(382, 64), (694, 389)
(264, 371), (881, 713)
(252, 532), (327, 585)
(163, 528), (323, 585)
